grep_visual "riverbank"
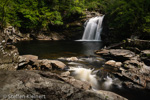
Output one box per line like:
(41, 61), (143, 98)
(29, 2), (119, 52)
(2, 11), (102, 43)
(95, 39), (150, 90)
(1, 10), (150, 100)
(0, 29), (128, 100)
(1, 37), (150, 99)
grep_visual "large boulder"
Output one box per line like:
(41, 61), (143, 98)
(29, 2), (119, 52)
(0, 71), (127, 100)
(50, 60), (68, 70)
(21, 55), (38, 61)
(18, 55), (68, 71)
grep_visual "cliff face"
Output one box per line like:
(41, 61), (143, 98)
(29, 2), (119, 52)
(0, 30), (19, 70)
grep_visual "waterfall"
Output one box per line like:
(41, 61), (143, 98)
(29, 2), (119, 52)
(81, 16), (104, 41)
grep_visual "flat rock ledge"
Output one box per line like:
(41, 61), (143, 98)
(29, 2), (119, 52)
(95, 49), (136, 61)
(0, 71), (127, 100)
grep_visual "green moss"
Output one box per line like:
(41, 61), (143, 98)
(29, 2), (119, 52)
(146, 54), (150, 58)
(105, 96), (109, 100)
(138, 65), (141, 68)
(123, 40), (126, 43)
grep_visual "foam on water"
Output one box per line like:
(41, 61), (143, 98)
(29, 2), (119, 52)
(69, 67), (114, 90)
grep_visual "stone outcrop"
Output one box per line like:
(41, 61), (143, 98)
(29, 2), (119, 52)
(0, 30), (19, 70)
(0, 45), (19, 70)
(35, 32), (65, 40)
(0, 70), (127, 100)
(126, 39), (150, 50)
(18, 55), (68, 70)
(3, 26), (66, 42)
(59, 57), (79, 61)
(95, 48), (150, 90)
(4, 26), (32, 43)
(140, 50), (150, 66)
(84, 11), (102, 21)
(95, 49), (136, 61)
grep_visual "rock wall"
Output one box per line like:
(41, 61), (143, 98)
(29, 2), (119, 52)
(4, 26), (32, 43)
(0, 30), (19, 70)
(95, 40), (150, 90)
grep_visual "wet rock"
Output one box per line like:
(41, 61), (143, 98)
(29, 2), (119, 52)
(36, 32), (65, 40)
(18, 55), (67, 71)
(126, 39), (150, 50)
(141, 50), (150, 57)
(58, 57), (79, 62)
(22, 55), (38, 61)
(0, 71), (127, 100)
(4, 26), (32, 43)
(85, 11), (102, 19)
(146, 81), (150, 89)
(39, 59), (52, 70)
(109, 49), (135, 59)
(66, 57), (78, 61)
(105, 60), (122, 68)
(140, 50), (150, 66)
(95, 49), (136, 61)
(96, 90), (127, 100)
(123, 60), (142, 69)
(112, 62), (150, 89)
(0, 30), (19, 70)
(61, 71), (71, 77)
(96, 47), (150, 90)
(18, 56), (28, 66)
(51, 60), (68, 70)
(0, 44), (19, 70)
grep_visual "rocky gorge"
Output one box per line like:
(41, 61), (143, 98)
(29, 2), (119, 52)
(0, 11), (150, 100)
(0, 45), (127, 100)
(0, 27), (128, 100)
(1, 30), (150, 100)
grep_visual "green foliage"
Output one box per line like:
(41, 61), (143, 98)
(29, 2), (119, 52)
(143, 14), (150, 33)
(86, 1), (100, 11)
(70, 6), (82, 15)
(0, 0), (85, 31)
(0, 0), (149, 40)
(100, 0), (150, 40)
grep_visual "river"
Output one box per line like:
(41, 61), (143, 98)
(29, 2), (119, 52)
(15, 40), (150, 100)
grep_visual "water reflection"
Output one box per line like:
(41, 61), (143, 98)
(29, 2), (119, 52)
(15, 41), (104, 59)
(80, 41), (103, 56)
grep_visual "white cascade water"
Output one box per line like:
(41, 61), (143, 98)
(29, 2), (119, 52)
(81, 16), (104, 41)
(69, 67), (98, 89)
(68, 67), (115, 90)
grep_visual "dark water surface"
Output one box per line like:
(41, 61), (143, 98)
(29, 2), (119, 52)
(15, 40), (104, 59)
